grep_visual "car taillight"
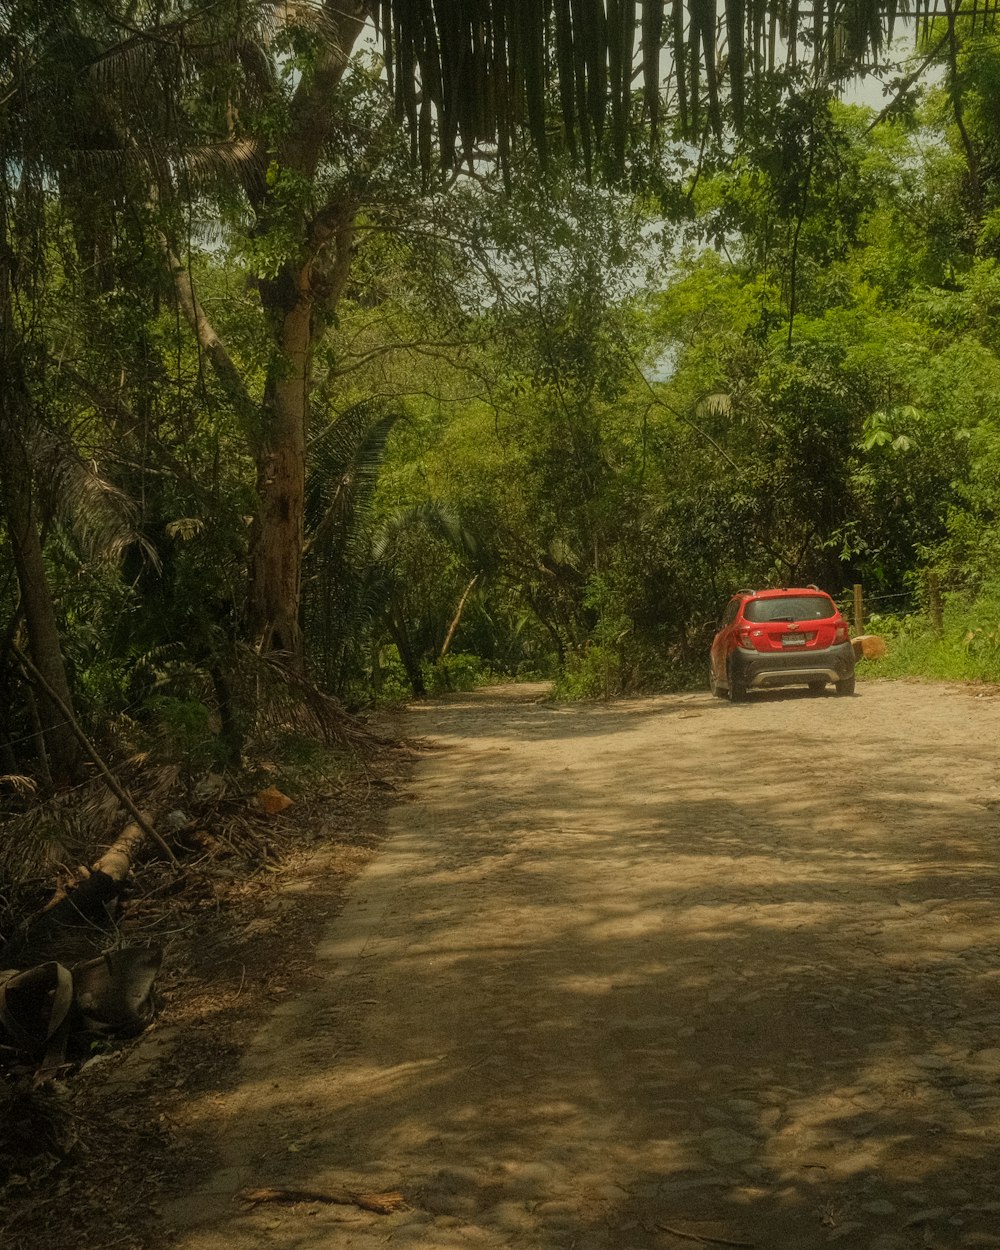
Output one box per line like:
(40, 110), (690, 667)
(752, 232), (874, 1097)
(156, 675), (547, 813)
(834, 622), (849, 643)
(738, 629), (756, 650)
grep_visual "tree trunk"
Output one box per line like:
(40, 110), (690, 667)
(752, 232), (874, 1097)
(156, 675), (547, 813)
(1, 817), (150, 965)
(210, 663), (244, 766)
(243, 4), (365, 667)
(159, 5), (366, 671)
(387, 598), (425, 697)
(0, 186), (81, 785)
(0, 398), (81, 785)
(249, 296), (311, 665)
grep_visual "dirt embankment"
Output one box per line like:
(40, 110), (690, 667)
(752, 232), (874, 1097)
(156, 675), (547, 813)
(22, 680), (1000, 1250)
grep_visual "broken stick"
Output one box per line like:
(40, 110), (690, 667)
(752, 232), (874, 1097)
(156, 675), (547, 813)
(12, 643), (178, 866)
(657, 1225), (755, 1248)
(239, 1186), (405, 1215)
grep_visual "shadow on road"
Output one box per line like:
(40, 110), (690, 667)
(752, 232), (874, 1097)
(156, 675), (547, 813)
(167, 681), (1000, 1250)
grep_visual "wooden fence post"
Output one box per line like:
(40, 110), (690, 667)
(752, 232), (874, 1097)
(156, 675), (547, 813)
(853, 583), (864, 635)
(928, 571), (943, 637)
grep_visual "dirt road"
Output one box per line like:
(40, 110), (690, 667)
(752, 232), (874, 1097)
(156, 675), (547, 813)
(165, 681), (1000, 1250)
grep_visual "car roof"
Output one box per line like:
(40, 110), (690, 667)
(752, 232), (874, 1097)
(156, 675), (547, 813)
(735, 587), (833, 599)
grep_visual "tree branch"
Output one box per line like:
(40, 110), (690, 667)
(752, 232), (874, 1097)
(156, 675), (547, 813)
(279, 3), (368, 176)
(626, 347), (741, 472)
(865, 32), (950, 135)
(330, 338), (487, 377)
(158, 232), (260, 448)
(440, 575), (479, 660)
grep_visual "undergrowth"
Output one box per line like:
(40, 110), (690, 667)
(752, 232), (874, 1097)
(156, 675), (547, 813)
(863, 596), (1000, 684)
(552, 644), (704, 700)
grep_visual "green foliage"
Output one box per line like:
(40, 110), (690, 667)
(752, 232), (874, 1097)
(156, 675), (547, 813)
(147, 695), (226, 795)
(261, 733), (352, 799)
(423, 653), (490, 695)
(552, 645), (621, 701)
(865, 598), (1000, 684)
(369, 647), (417, 705)
(10, 4), (1000, 817)
(353, 84), (1000, 703)
(549, 574), (630, 700)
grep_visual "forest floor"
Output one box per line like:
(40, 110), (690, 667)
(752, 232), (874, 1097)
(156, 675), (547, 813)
(16, 678), (1000, 1250)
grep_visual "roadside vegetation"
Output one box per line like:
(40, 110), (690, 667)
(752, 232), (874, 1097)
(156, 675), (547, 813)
(864, 597), (1000, 684)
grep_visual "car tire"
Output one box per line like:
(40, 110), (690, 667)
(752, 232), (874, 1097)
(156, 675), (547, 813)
(710, 666), (726, 698)
(835, 676), (856, 697)
(727, 661), (747, 703)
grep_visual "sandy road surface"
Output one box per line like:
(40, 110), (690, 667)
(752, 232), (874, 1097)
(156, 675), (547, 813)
(165, 681), (1000, 1250)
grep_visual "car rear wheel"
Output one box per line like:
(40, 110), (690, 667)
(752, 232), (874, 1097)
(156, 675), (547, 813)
(709, 665), (726, 698)
(727, 661), (747, 703)
(835, 676), (856, 696)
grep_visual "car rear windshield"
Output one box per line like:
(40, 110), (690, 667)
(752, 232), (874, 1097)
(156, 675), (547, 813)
(744, 595), (834, 623)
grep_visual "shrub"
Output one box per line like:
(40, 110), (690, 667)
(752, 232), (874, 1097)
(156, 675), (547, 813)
(423, 652), (489, 694)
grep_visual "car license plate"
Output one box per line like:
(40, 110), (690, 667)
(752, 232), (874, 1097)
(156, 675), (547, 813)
(782, 634), (806, 646)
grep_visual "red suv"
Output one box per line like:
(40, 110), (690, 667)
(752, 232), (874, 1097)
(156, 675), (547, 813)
(710, 587), (855, 701)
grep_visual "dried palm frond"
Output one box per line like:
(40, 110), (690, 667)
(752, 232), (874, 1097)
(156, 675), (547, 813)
(0, 776), (37, 798)
(376, 0), (939, 166)
(31, 428), (160, 570)
(236, 645), (370, 750)
(0, 755), (188, 949)
(8, 0), (940, 201)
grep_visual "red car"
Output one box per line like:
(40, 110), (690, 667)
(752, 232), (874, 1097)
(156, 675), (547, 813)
(710, 587), (855, 701)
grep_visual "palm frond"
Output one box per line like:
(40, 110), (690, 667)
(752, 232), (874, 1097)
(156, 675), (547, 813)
(0, 774), (37, 797)
(33, 429), (161, 570)
(305, 398), (405, 550)
(370, 501), (480, 565)
(237, 643), (368, 747)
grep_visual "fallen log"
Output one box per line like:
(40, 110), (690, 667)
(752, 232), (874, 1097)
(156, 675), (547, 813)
(1, 819), (150, 966)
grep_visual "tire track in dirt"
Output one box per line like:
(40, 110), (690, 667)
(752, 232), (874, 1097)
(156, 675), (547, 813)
(163, 680), (1000, 1250)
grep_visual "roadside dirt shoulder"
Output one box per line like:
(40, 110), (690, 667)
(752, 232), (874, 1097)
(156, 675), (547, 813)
(0, 736), (414, 1250)
(164, 680), (1000, 1250)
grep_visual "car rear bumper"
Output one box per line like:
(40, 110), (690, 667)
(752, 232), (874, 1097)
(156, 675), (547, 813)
(731, 640), (856, 689)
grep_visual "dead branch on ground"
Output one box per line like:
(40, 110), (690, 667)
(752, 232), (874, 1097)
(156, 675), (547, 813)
(240, 1185), (406, 1215)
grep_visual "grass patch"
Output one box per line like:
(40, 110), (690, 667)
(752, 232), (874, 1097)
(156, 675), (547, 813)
(863, 598), (1000, 684)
